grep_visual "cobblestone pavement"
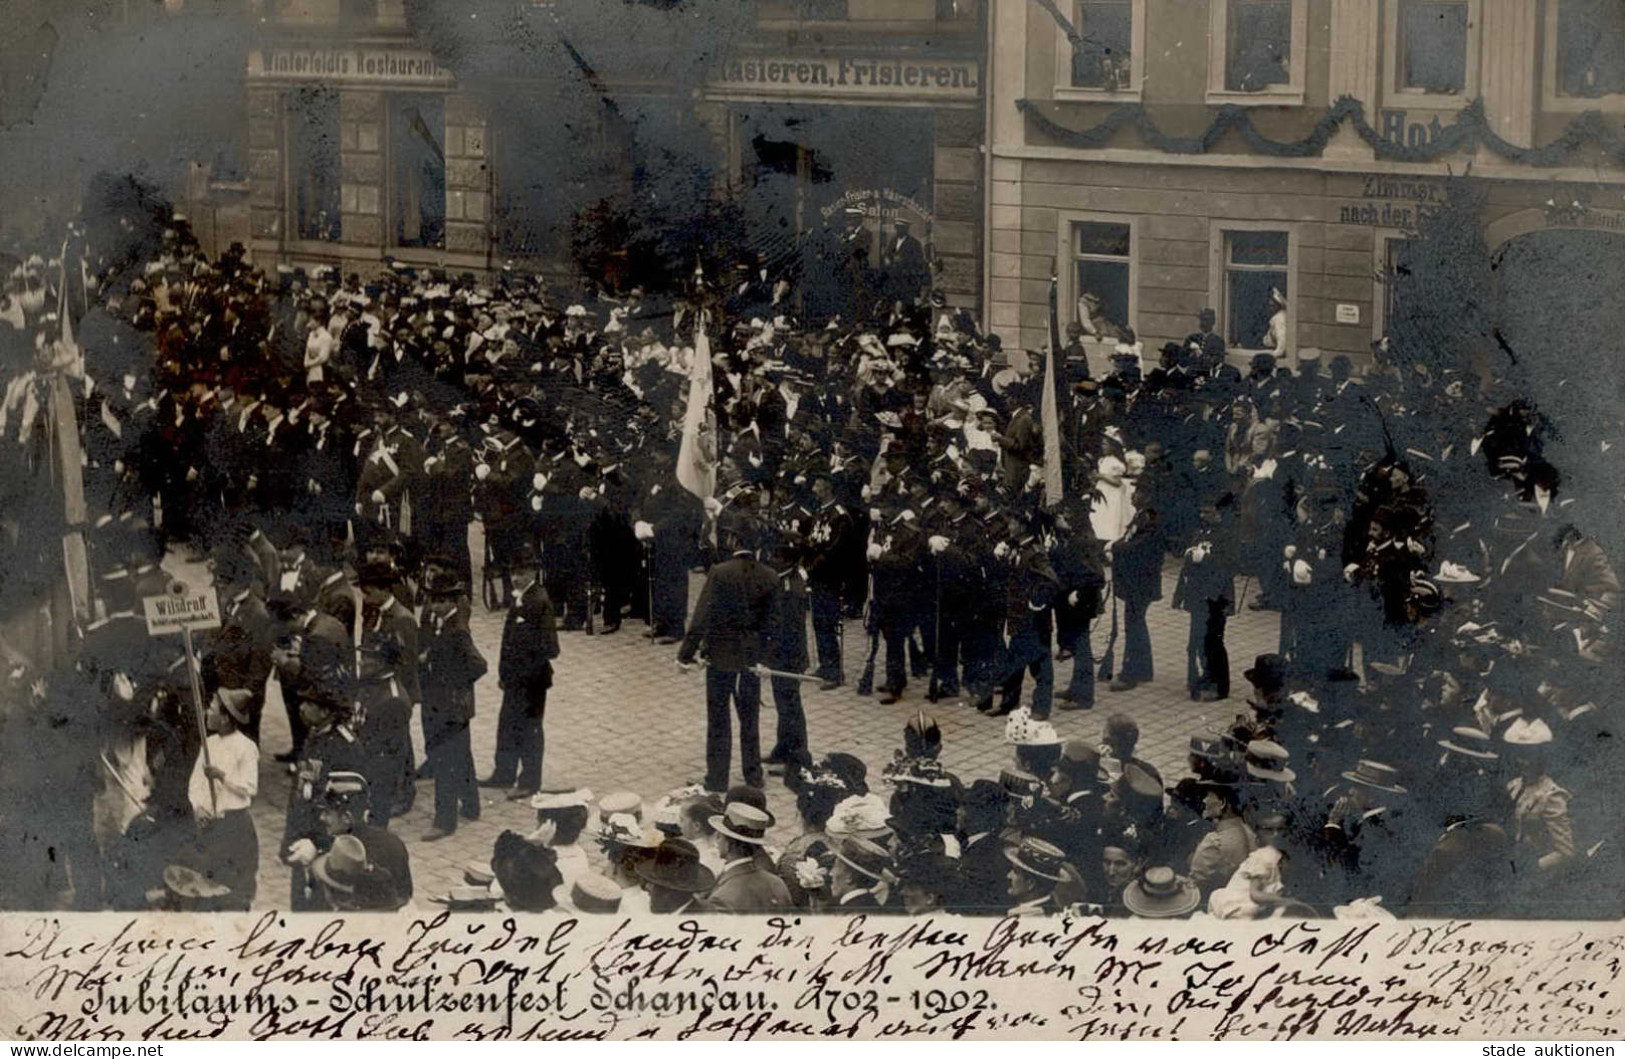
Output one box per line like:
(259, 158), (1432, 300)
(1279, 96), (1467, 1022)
(180, 525), (1279, 909)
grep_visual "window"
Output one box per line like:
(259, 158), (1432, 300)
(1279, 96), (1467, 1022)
(1073, 221), (1131, 337)
(1071, 1), (1133, 90)
(1555, 0), (1625, 98)
(1398, 1), (1468, 93)
(1221, 230), (1288, 351)
(1207, 0), (1306, 103)
(1056, 0), (1143, 98)
(288, 87), (340, 242)
(1226, 0), (1291, 91)
(1375, 234), (1416, 340)
(390, 95), (446, 249)
(1386, 0), (1479, 106)
(1058, 215), (1136, 344)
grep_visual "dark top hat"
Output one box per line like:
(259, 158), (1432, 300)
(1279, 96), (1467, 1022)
(1243, 652), (1288, 693)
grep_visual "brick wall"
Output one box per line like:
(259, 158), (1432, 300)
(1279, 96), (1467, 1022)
(442, 92), (490, 257)
(339, 89), (384, 248)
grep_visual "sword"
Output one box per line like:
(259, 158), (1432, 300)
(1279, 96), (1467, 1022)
(752, 664), (825, 683)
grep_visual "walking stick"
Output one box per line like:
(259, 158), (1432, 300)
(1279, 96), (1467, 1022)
(1096, 580), (1119, 682)
(927, 561), (943, 702)
(1235, 573), (1253, 614)
(856, 573), (880, 696)
(645, 539), (655, 635)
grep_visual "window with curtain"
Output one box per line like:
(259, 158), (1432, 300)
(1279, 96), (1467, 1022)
(1070, 0), (1133, 90)
(1073, 220), (1131, 338)
(1222, 230), (1288, 350)
(1398, 0), (1468, 93)
(1226, 0), (1291, 91)
(1557, 0), (1625, 97)
(288, 86), (341, 242)
(390, 95), (446, 249)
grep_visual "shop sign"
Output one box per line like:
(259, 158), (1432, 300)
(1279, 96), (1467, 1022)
(711, 55), (979, 101)
(1336, 174), (1447, 229)
(248, 47), (455, 86)
(820, 187), (934, 225)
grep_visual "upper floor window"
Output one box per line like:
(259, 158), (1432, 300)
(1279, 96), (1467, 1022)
(1056, 0), (1143, 99)
(1555, 0), (1625, 98)
(1397, 1), (1469, 94)
(1207, 0), (1306, 104)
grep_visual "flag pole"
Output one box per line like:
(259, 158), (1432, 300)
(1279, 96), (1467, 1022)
(1041, 267), (1064, 509)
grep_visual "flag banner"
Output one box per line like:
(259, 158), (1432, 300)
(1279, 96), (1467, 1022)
(675, 316), (717, 502)
(1042, 273), (1064, 508)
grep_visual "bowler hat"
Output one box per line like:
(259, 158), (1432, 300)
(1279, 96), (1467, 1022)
(1243, 653), (1289, 693)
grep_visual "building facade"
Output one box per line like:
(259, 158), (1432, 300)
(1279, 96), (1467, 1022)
(243, 0), (494, 276)
(694, 0), (987, 309)
(236, 0), (988, 313)
(985, 0), (1625, 367)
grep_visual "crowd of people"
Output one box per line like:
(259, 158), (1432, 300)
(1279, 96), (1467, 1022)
(0, 195), (1617, 920)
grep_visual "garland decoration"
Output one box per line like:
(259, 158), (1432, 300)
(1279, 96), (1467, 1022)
(1015, 95), (1625, 167)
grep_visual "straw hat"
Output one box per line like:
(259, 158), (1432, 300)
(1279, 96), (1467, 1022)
(1123, 867), (1201, 918)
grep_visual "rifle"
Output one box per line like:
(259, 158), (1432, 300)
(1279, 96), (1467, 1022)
(855, 572), (881, 696)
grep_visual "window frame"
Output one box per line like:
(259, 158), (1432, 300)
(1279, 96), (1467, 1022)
(282, 86), (343, 246)
(1383, 0), (1481, 110)
(1208, 219), (1298, 359)
(1206, 0), (1308, 106)
(1052, 0), (1146, 102)
(1056, 210), (1139, 351)
(1543, 0), (1625, 113)
(1371, 228), (1417, 342)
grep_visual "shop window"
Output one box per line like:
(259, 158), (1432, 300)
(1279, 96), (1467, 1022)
(391, 95), (446, 250)
(288, 87), (340, 242)
(1555, 0), (1625, 98)
(1070, 1), (1133, 90)
(1068, 217), (1134, 340)
(1208, 0), (1306, 103)
(1220, 229), (1288, 351)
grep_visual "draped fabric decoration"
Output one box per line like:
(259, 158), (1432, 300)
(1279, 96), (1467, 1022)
(1016, 96), (1625, 167)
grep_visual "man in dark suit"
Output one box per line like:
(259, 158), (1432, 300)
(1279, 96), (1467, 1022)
(419, 568), (486, 841)
(882, 218), (928, 304)
(763, 541), (813, 776)
(484, 540), (559, 797)
(704, 803), (792, 912)
(678, 521), (778, 792)
(637, 469), (704, 644)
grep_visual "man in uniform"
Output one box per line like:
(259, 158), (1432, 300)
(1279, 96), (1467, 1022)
(678, 519), (778, 792)
(805, 474), (852, 689)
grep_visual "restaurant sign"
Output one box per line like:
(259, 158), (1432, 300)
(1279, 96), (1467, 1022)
(248, 47), (455, 86)
(711, 55), (979, 102)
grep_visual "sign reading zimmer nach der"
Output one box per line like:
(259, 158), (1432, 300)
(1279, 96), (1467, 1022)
(711, 55), (979, 102)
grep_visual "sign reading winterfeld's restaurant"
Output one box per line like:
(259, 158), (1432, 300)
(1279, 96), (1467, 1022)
(248, 47), (455, 86)
(711, 56), (979, 101)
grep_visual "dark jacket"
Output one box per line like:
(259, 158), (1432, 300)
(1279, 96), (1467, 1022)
(420, 607), (487, 725)
(500, 579), (559, 692)
(766, 566), (811, 673)
(679, 554), (779, 672)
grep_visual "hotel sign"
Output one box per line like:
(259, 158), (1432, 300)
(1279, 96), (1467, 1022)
(248, 47), (455, 86)
(711, 55), (979, 102)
